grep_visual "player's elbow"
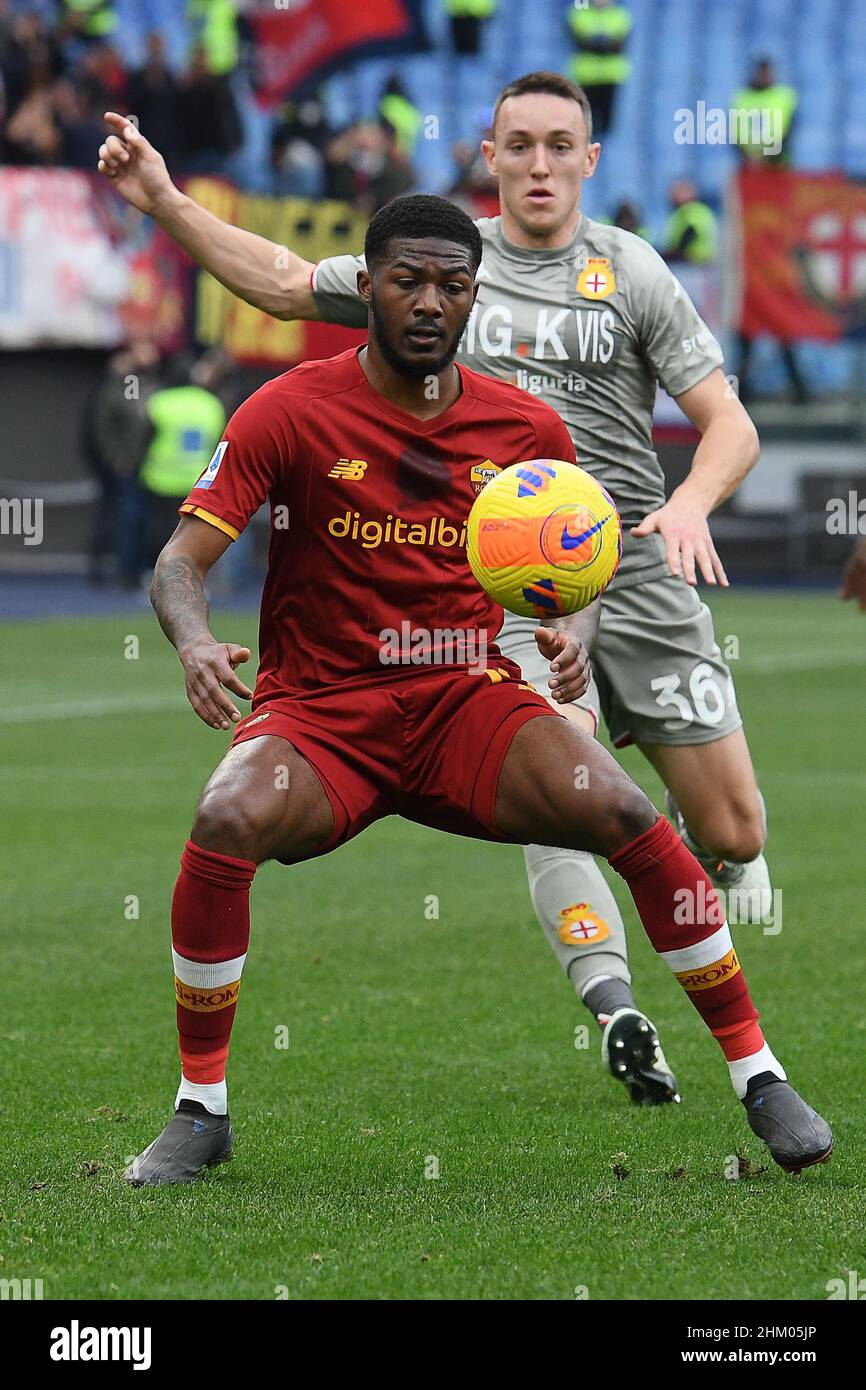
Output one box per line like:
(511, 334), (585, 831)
(740, 411), (760, 469)
(267, 267), (317, 321)
(148, 547), (170, 610)
(726, 397), (760, 471)
(260, 289), (300, 321)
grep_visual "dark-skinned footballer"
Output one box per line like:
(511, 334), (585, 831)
(125, 196), (831, 1184)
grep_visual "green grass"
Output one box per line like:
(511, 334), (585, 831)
(1, 591), (864, 1300)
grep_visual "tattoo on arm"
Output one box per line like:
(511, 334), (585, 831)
(150, 552), (214, 655)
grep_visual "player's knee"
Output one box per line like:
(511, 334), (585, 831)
(600, 783), (657, 855)
(688, 804), (765, 864)
(710, 818), (765, 864)
(730, 819), (765, 863)
(191, 786), (271, 861)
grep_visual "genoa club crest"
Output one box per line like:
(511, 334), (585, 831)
(576, 258), (616, 300)
(557, 902), (612, 946)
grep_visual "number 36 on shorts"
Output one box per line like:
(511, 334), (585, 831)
(650, 662), (736, 729)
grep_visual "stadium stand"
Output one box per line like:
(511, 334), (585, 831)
(1, 0), (864, 529)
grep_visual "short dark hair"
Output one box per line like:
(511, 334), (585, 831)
(492, 70), (593, 142)
(364, 194), (483, 274)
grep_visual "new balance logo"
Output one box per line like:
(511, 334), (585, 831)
(328, 458), (368, 480)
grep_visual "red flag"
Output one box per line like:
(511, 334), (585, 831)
(736, 167), (866, 340)
(249, 0), (429, 106)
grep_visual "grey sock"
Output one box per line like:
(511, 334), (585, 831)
(583, 976), (635, 1024)
(523, 843), (633, 998)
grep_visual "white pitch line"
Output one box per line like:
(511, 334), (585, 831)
(736, 648), (866, 674)
(0, 693), (187, 724)
(0, 647), (863, 724)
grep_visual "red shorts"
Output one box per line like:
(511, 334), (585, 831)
(230, 664), (560, 854)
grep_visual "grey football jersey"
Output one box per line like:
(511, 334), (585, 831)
(312, 213), (723, 587)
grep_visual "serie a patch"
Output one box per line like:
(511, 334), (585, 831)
(196, 440), (228, 490)
(674, 948), (741, 993)
(175, 978), (241, 1012)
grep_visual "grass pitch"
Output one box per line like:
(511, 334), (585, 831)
(1, 590), (864, 1300)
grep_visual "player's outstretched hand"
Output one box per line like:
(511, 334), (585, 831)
(180, 639), (253, 731)
(534, 626), (590, 704)
(97, 112), (175, 216)
(631, 496), (729, 587)
(840, 537), (866, 612)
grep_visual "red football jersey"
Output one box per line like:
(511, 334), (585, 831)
(181, 347), (577, 702)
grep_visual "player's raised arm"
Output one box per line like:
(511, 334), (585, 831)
(97, 112), (319, 321)
(150, 516), (253, 731)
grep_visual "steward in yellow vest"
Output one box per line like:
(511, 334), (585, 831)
(447, 0), (498, 56)
(446, 0), (497, 13)
(567, 0), (632, 136)
(139, 386), (227, 499)
(187, 0), (239, 77)
(61, 0), (118, 40)
(662, 181), (718, 265)
(731, 59), (797, 163)
(379, 78), (424, 158)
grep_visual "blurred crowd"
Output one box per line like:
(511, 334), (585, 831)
(1, 1), (806, 404)
(0, 0), (427, 213)
(0, 0), (244, 174)
(0, 0), (799, 216)
(82, 340), (264, 588)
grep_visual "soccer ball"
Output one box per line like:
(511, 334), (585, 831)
(466, 459), (622, 618)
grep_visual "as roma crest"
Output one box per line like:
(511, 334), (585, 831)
(576, 257), (616, 300)
(470, 459), (501, 494)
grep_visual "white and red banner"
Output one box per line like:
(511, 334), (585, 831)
(0, 168), (189, 350)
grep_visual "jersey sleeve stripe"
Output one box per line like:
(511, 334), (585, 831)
(179, 505), (240, 541)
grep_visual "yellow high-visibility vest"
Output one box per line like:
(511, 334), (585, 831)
(187, 0), (239, 77)
(446, 0), (498, 17)
(730, 83), (797, 157)
(663, 200), (718, 264)
(63, 0), (118, 37)
(568, 3), (633, 87)
(139, 387), (227, 498)
(379, 93), (424, 156)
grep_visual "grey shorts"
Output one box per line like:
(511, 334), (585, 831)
(495, 575), (742, 748)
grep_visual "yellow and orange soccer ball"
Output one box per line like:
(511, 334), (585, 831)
(466, 459), (622, 618)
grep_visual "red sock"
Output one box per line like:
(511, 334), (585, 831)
(171, 840), (256, 1085)
(609, 816), (764, 1061)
